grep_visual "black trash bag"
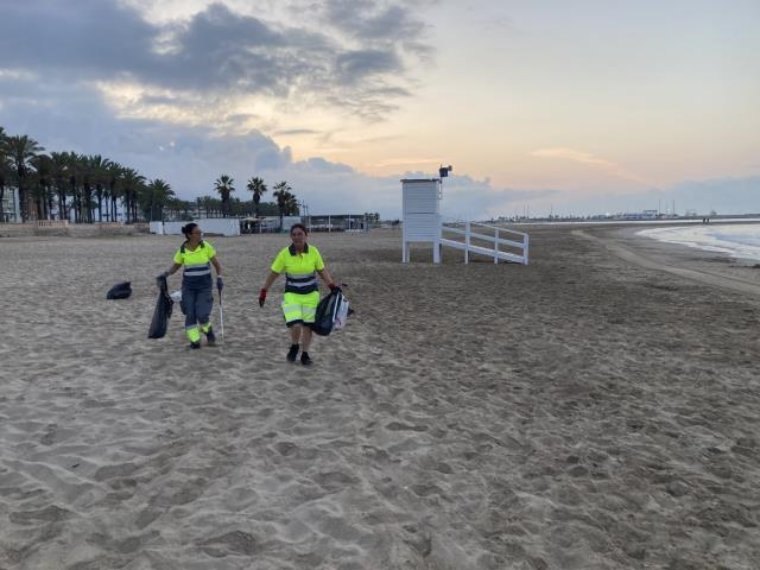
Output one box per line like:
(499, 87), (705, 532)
(148, 276), (174, 339)
(106, 281), (132, 300)
(312, 287), (349, 337)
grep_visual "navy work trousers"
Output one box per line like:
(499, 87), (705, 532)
(182, 279), (213, 329)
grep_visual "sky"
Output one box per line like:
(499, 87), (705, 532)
(1, 0), (758, 219)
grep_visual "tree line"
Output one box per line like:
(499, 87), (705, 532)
(0, 126), (300, 224)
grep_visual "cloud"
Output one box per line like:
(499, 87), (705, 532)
(372, 157), (441, 168)
(335, 50), (403, 84)
(5, 81), (755, 221)
(0, 1), (430, 123)
(0, 0), (446, 220)
(666, 177), (760, 215)
(273, 128), (321, 136)
(323, 1), (417, 39)
(531, 147), (618, 168)
(531, 147), (656, 188)
(0, 1), (156, 77)
(525, 176), (760, 217)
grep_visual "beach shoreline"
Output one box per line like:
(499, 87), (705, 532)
(1, 226), (759, 569)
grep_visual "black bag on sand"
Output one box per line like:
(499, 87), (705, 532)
(106, 281), (132, 300)
(148, 276), (174, 339)
(312, 287), (349, 337)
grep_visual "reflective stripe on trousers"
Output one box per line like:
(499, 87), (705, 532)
(282, 291), (319, 324)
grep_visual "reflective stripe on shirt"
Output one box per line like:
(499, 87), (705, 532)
(285, 271), (318, 293)
(184, 262), (211, 277)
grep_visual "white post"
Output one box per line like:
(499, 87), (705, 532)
(523, 234), (530, 265)
(494, 228), (500, 264)
(433, 212), (442, 263)
(328, 215), (331, 233)
(464, 221), (470, 264)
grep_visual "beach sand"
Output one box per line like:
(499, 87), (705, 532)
(1, 225), (759, 569)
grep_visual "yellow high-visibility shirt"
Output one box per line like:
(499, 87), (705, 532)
(271, 243), (324, 274)
(271, 244), (325, 294)
(174, 240), (217, 280)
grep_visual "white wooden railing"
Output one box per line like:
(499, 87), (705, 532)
(440, 219), (529, 264)
(35, 220), (69, 228)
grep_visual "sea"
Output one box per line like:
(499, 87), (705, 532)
(638, 222), (760, 262)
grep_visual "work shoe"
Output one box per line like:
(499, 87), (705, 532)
(205, 328), (216, 346)
(286, 344), (299, 363)
(300, 352), (313, 366)
(189, 341), (201, 350)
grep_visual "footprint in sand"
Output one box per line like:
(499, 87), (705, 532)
(10, 505), (71, 524)
(198, 530), (259, 558)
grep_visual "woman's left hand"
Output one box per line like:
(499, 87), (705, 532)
(216, 276), (224, 291)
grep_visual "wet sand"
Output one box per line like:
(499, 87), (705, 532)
(1, 225), (759, 569)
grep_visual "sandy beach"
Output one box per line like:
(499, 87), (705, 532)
(1, 224), (759, 569)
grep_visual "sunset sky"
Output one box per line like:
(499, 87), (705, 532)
(1, 0), (758, 218)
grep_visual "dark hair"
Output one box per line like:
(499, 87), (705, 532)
(181, 223), (199, 238)
(180, 223), (204, 253)
(290, 223), (308, 235)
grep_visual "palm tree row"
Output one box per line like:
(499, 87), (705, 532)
(0, 126), (176, 223)
(1, 126), (301, 224)
(213, 175), (300, 222)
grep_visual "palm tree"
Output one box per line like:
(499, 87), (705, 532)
(141, 179), (175, 222)
(86, 155), (112, 222)
(105, 161), (123, 222)
(30, 154), (54, 220)
(77, 154), (97, 223)
(63, 152), (84, 223)
(0, 127), (10, 221)
(120, 167), (146, 223)
(50, 152), (70, 221)
(246, 176), (268, 217)
(272, 181), (293, 231)
(213, 174), (235, 217)
(198, 195), (222, 218)
(285, 193), (299, 216)
(6, 134), (44, 222)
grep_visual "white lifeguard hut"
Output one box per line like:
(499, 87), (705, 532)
(401, 178), (443, 263)
(401, 169), (530, 265)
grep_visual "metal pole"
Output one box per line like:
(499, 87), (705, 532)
(218, 287), (225, 342)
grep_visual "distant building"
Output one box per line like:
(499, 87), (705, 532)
(307, 214), (370, 232)
(0, 188), (21, 223)
(240, 216), (302, 234)
(619, 209), (662, 220)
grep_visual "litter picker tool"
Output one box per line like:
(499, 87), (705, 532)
(218, 282), (225, 343)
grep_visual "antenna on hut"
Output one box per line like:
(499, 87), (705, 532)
(438, 165), (453, 178)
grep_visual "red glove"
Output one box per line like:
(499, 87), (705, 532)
(258, 288), (267, 307)
(328, 282), (338, 291)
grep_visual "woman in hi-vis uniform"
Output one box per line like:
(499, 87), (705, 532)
(258, 223), (336, 366)
(158, 222), (223, 349)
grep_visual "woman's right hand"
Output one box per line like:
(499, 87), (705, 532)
(258, 288), (267, 307)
